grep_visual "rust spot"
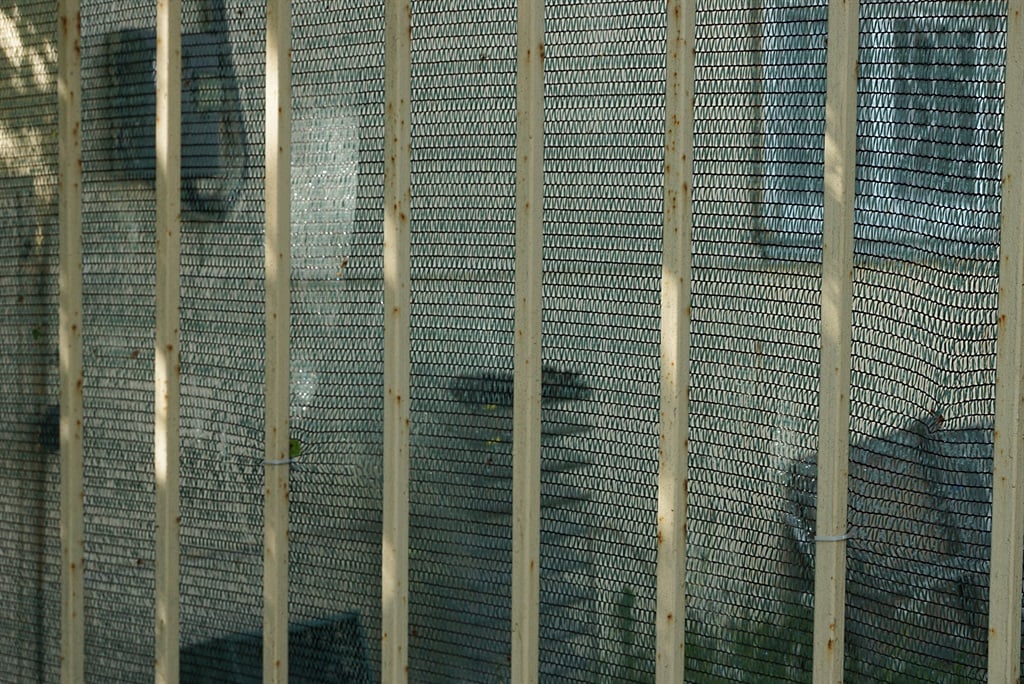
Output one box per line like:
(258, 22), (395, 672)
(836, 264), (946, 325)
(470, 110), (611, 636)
(666, 612), (674, 621)
(539, 42), (545, 60)
(827, 638), (835, 651)
(166, 343), (174, 352)
(657, 530), (664, 544)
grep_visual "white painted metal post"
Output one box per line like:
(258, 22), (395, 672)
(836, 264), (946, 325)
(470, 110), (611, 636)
(154, 0), (183, 681)
(512, 0), (543, 682)
(814, 0), (858, 679)
(656, 0), (696, 680)
(57, 0), (85, 681)
(987, 0), (1024, 679)
(382, 0), (411, 682)
(264, 0), (291, 681)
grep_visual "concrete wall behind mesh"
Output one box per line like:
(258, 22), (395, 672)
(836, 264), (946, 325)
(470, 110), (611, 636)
(0, 0), (1014, 682)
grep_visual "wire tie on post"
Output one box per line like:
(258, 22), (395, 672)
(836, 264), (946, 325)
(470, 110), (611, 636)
(815, 528), (855, 543)
(263, 458), (294, 466)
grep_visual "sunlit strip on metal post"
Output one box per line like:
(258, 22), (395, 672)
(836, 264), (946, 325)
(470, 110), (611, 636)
(814, 0), (858, 679)
(263, 0), (291, 681)
(987, 0), (1024, 679)
(655, 0), (696, 680)
(382, 0), (411, 682)
(154, 0), (183, 681)
(512, 0), (543, 681)
(57, 0), (85, 681)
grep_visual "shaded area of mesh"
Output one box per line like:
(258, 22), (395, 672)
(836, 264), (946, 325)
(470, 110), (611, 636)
(847, 2), (999, 680)
(0, 2), (61, 679)
(767, 1), (1006, 682)
(75, 0), (389, 679)
(0, 1), (1017, 683)
(174, 0), (276, 673)
(543, 1), (665, 681)
(407, 2), (519, 681)
(78, 2), (161, 680)
(684, 1), (824, 682)
(287, 1), (386, 681)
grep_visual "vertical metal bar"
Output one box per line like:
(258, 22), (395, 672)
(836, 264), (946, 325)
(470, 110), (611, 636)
(57, 0), (85, 681)
(655, 0), (696, 680)
(814, 0), (858, 679)
(987, 0), (1024, 679)
(154, 0), (183, 681)
(264, 0), (291, 681)
(512, 0), (543, 682)
(382, 0), (411, 682)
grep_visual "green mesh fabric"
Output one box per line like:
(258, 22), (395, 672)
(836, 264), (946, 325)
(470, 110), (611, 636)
(0, 0), (1014, 682)
(0, 2), (63, 681)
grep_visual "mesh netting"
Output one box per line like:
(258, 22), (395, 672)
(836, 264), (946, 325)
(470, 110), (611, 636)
(687, 2), (825, 681)
(841, 2), (1001, 680)
(542, 2), (665, 680)
(0, 0), (1016, 681)
(0, 3), (61, 679)
(407, 2), (518, 681)
(747, 0), (1004, 681)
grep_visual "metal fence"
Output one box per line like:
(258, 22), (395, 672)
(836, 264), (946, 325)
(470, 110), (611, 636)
(2, 0), (1023, 681)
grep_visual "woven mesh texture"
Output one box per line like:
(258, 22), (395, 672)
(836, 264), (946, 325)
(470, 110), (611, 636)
(407, 1), (519, 680)
(543, 2), (665, 680)
(685, 2), (825, 681)
(841, 2), (1002, 680)
(287, 4), (385, 682)
(0, 2), (62, 681)
(0, 0), (1015, 681)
